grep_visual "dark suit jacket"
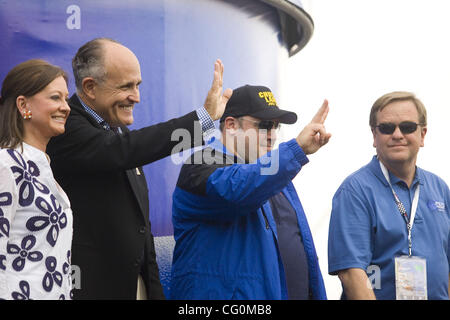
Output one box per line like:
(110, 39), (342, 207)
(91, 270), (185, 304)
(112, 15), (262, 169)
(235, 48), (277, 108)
(47, 94), (202, 299)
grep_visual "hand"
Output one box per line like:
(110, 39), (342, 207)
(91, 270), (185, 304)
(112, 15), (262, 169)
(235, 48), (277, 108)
(203, 59), (233, 120)
(296, 99), (332, 155)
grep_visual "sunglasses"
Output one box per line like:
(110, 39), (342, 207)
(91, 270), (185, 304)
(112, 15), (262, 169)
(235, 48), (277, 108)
(240, 118), (280, 130)
(376, 121), (422, 135)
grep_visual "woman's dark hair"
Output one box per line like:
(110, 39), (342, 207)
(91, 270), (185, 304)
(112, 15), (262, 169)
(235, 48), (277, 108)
(0, 59), (68, 149)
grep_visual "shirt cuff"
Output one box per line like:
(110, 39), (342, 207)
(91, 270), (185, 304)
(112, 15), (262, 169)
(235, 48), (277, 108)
(195, 106), (216, 139)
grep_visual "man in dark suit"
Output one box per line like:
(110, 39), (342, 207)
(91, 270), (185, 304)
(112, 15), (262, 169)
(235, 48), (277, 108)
(46, 38), (232, 299)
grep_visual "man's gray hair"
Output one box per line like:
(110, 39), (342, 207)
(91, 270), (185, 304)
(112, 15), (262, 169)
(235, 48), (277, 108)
(72, 38), (120, 91)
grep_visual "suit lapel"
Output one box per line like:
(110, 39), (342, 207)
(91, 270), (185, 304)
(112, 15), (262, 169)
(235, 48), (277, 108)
(120, 126), (149, 219)
(126, 167), (149, 218)
(70, 94), (150, 220)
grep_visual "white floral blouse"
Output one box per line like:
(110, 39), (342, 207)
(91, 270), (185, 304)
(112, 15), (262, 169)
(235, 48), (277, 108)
(0, 143), (73, 300)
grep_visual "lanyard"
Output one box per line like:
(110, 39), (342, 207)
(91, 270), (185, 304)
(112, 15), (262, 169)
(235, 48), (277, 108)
(379, 161), (420, 257)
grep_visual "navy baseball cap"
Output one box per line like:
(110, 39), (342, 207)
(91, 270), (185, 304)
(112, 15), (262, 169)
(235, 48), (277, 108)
(220, 85), (297, 124)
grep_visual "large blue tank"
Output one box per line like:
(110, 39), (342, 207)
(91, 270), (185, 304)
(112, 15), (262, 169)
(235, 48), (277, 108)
(0, 0), (313, 296)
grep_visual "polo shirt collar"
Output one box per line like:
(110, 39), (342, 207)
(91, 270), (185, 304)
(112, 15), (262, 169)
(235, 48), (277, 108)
(368, 155), (424, 188)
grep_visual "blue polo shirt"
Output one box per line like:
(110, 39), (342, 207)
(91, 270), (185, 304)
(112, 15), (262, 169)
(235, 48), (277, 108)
(328, 156), (450, 300)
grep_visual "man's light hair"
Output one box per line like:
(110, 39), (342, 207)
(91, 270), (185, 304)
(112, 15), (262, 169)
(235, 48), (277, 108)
(369, 91), (427, 129)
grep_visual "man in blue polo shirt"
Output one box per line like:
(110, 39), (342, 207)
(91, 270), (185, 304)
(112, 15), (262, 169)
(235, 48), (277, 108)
(328, 91), (450, 300)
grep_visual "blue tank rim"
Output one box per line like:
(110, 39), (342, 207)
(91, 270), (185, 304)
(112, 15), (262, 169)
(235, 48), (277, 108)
(260, 0), (314, 56)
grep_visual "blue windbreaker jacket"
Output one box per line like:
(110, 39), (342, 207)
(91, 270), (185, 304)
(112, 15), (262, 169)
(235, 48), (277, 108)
(170, 138), (327, 300)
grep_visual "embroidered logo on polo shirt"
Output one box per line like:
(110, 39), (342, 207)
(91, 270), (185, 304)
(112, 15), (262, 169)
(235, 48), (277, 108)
(427, 200), (446, 213)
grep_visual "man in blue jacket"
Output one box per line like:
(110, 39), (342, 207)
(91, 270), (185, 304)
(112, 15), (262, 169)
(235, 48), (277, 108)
(170, 85), (331, 299)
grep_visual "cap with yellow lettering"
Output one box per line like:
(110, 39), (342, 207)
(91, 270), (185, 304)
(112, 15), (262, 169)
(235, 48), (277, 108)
(220, 85), (297, 124)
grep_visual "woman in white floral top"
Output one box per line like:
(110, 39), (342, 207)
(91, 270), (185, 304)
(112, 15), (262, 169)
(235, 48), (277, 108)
(0, 59), (73, 300)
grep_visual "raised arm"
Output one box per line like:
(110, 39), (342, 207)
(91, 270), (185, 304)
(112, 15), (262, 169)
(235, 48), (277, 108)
(296, 99), (332, 155)
(203, 59), (233, 120)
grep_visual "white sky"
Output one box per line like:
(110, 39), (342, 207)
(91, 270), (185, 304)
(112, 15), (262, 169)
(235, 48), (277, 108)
(278, 0), (450, 299)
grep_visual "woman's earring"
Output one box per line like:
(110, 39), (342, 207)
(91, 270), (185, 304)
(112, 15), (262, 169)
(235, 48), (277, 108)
(23, 110), (32, 119)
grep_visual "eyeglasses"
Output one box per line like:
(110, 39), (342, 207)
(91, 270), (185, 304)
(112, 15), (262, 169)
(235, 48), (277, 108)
(376, 121), (423, 135)
(239, 118), (280, 130)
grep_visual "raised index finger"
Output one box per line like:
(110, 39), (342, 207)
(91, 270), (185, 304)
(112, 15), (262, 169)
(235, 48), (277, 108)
(311, 99), (329, 124)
